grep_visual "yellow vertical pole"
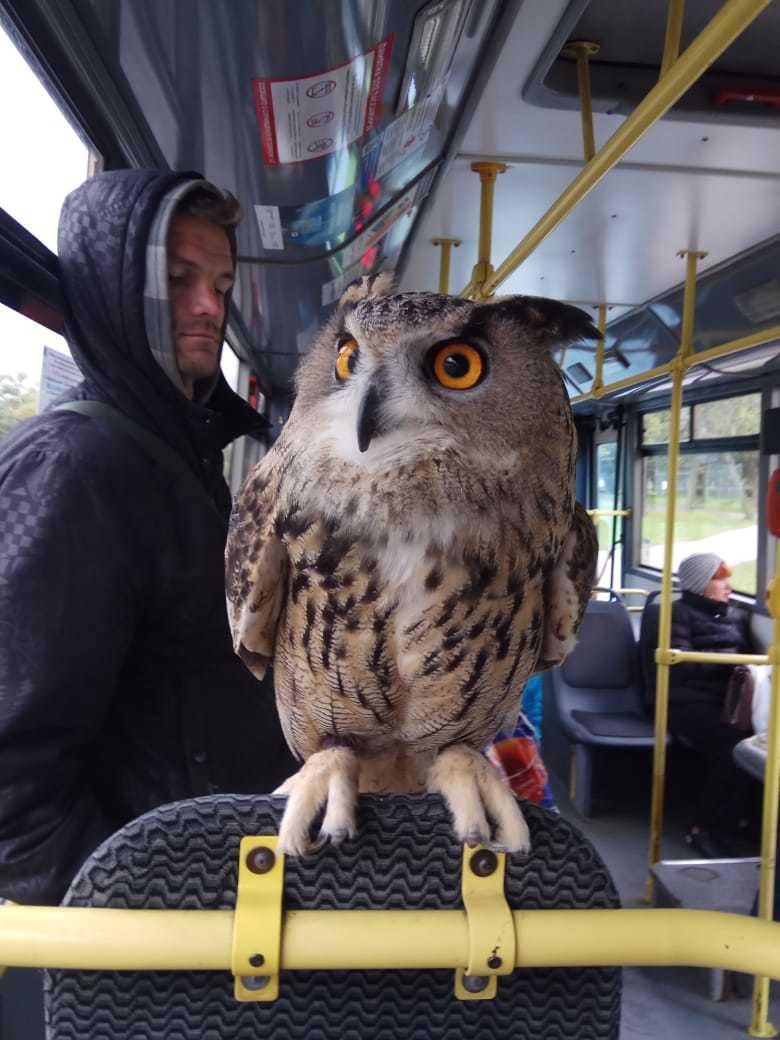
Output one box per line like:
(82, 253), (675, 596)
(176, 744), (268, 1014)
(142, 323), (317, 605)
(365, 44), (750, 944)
(750, 573), (780, 1037)
(660, 0), (686, 78)
(563, 40), (600, 161)
(469, 161), (507, 298)
(592, 305), (608, 394)
(431, 238), (462, 295)
(646, 250), (707, 897)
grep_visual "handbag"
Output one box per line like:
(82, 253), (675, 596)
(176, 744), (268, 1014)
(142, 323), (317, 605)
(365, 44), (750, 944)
(722, 664), (755, 732)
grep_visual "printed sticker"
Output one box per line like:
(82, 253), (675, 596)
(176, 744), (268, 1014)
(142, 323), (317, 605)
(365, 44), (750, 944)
(254, 204), (284, 250)
(375, 79), (446, 180)
(253, 36), (393, 165)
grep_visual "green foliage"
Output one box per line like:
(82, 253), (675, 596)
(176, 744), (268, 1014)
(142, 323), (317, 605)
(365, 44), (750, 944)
(0, 372), (38, 440)
(642, 407), (691, 444)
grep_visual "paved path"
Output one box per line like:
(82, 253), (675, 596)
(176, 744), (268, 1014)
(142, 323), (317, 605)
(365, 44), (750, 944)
(644, 524), (757, 570)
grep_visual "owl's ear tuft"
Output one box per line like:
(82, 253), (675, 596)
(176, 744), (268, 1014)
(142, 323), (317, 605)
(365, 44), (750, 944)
(481, 296), (602, 347)
(338, 270), (396, 308)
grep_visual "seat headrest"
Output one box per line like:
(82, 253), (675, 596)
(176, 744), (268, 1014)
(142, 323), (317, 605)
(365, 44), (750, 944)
(562, 602), (635, 689)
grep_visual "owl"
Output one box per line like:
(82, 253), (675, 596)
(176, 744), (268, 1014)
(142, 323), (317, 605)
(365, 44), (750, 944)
(226, 276), (598, 855)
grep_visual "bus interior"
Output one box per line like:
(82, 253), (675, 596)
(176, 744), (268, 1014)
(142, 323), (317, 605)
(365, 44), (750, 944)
(2, 1), (780, 1037)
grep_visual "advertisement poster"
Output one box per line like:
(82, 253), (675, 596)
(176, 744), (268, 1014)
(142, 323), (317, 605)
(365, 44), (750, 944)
(253, 36), (393, 165)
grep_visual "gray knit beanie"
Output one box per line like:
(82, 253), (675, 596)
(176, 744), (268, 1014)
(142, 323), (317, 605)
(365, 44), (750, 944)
(677, 553), (724, 595)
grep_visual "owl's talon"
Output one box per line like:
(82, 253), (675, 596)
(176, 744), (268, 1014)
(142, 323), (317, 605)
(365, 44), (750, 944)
(276, 746), (359, 857)
(428, 744), (531, 855)
(465, 826), (490, 848)
(317, 826), (351, 848)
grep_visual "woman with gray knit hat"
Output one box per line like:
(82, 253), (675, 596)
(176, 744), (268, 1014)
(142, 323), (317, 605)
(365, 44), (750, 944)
(668, 552), (756, 858)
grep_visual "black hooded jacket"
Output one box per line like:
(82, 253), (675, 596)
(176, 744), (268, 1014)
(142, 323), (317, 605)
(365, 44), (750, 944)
(668, 590), (753, 708)
(0, 170), (295, 905)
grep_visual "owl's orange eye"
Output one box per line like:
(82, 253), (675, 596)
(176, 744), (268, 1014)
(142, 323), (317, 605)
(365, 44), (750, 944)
(335, 338), (359, 381)
(431, 342), (485, 390)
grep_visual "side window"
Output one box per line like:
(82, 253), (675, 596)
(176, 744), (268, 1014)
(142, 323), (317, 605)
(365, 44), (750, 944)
(638, 394), (760, 595)
(0, 23), (89, 439)
(595, 441), (620, 586)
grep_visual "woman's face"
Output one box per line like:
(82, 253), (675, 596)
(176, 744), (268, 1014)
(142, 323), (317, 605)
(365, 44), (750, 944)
(704, 572), (732, 603)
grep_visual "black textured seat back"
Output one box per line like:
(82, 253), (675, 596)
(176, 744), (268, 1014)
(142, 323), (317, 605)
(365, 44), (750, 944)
(45, 794), (621, 1040)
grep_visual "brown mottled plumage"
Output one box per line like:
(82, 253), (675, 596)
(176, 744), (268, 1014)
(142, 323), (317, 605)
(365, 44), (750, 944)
(226, 278), (598, 854)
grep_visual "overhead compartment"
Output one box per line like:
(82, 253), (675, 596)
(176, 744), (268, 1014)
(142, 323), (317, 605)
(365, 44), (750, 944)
(525, 0), (780, 127)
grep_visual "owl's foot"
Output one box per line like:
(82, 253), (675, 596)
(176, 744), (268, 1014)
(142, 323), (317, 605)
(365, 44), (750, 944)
(427, 745), (531, 854)
(274, 746), (359, 856)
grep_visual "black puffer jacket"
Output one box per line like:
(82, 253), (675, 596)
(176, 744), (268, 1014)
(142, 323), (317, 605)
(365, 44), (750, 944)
(0, 170), (296, 905)
(668, 590), (753, 707)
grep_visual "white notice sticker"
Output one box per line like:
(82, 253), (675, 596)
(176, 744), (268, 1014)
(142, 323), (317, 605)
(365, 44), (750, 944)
(253, 36), (393, 165)
(375, 80), (446, 180)
(254, 204), (284, 250)
(38, 346), (80, 412)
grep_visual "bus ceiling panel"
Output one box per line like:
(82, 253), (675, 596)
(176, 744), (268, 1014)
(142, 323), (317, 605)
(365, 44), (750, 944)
(400, 155), (780, 309)
(457, 0), (780, 174)
(529, 0), (780, 130)
(82, 0), (502, 264)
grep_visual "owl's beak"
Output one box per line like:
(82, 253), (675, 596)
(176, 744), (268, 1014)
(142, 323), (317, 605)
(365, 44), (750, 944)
(357, 381), (384, 453)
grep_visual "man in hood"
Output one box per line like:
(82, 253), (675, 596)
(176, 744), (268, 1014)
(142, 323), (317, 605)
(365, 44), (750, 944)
(0, 170), (295, 905)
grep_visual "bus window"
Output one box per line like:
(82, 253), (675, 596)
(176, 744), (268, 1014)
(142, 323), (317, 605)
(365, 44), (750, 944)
(0, 21), (89, 438)
(638, 393), (761, 595)
(595, 440), (621, 584)
(0, 24), (89, 251)
(0, 304), (73, 440)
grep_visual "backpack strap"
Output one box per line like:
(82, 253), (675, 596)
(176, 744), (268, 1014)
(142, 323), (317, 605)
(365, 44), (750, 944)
(55, 400), (222, 518)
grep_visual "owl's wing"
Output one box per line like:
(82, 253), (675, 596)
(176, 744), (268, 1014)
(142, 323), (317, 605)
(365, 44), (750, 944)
(225, 465), (289, 680)
(538, 501), (598, 670)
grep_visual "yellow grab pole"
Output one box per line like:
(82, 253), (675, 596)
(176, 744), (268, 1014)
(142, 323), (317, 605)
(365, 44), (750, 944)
(460, 274), (478, 300)
(473, 0), (771, 300)
(592, 304), (608, 393)
(660, 0), (686, 77)
(431, 238), (462, 294)
(646, 250), (705, 896)
(3, 905), (780, 977)
(468, 161), (507, 297)
(750, 568), (780, 1037)
(562, 40), (600, 161)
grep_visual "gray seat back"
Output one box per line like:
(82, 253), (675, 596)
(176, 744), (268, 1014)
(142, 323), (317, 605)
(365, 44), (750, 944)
(551, 600), (654, 745)
(45, 793), (621, 1040)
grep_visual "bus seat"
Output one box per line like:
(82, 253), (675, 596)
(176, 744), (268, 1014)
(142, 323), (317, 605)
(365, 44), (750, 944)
(44, 794), (621, 1040)
(549, 600), (661, 817)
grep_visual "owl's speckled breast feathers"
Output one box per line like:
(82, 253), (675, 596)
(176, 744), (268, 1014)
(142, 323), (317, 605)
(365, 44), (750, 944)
(226, 281), (598, 853)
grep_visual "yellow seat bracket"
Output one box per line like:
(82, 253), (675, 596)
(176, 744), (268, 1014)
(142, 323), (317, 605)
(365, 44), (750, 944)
(231, 836), (284, 1002)
(454, 845), (516, 1001)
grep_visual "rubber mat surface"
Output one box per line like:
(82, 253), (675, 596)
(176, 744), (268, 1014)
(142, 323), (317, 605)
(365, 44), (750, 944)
(45, 794), (621, 1039)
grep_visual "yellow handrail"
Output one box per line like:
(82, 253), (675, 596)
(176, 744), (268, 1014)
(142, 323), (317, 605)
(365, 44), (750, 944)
(646, 250), (703, 893)
(2, 904), (780, 978)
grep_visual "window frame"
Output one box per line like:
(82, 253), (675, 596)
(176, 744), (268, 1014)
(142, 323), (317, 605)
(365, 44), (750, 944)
(628, 376), (775, 605)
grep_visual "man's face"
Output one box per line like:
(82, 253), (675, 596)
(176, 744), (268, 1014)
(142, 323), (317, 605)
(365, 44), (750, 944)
(167, 212), (234, 398)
